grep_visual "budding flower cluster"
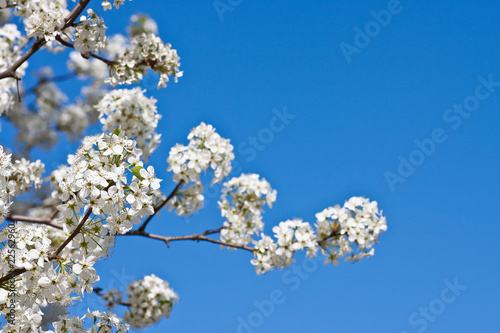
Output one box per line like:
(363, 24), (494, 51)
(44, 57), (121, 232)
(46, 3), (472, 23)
(0, 24), (26, 116)
(250, 197), (387, 274)
(316, 196), (387, 265)
(51, 131), (161, 238)
(0, 146), (44, 223)
(96, 88), (161, 161)
(74, 9), (107, 55)
(123, 274), (178, 329)
(167, 122), (234, 215)
(219, 173), (277, 246)
(14, 0), (69, 40)
(106, 33), (183, 88)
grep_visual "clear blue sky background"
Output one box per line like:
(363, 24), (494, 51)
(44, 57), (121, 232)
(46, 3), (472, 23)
(1, 0), (500, 332)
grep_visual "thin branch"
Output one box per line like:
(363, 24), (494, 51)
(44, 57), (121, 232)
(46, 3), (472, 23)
(93, 288), (131, 307)
(0, 208), (92, 285)
(317, 225), (342, 247)
(6, 215), (63, 230)
(125, 227), (255, 253)
(0, 37), (46, 80)
(49, 207), (92, 259)
(0, 268), (26, 286)
(62, 0), (91, 30)
(12, 37), (33, 57)
(48, 208), (60, 222)
(137, 181), (183, 232)
(55, 36), (117, 66)
(22, 71), (78, 97)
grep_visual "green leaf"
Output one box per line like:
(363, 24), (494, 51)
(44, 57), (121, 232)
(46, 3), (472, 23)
(112, 127), (122, 136)
(131, 165), (145, 181)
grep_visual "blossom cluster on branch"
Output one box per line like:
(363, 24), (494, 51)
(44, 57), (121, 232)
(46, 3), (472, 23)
(0, 0), (388, 332)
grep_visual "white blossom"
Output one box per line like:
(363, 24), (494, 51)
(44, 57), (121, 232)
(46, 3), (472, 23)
(219, 173), (276, 246)
(74, 9), (107, 54)
(96, 88), (161, 160)
(0, 24), (27, 115)
(315, 196), (387, 265)
(167, 123), (234, 215)
(105, 33), (182, 88)
(251, 219), (317, 275)
(14, 0), (69, 41)
(123, 274), (178, 329)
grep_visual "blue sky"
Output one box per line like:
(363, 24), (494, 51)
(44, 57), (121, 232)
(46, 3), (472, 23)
(2, 0), (500, 332)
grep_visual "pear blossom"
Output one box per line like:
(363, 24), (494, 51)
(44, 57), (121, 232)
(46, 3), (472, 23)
(123, 274), (178, 329)
(219, 173), (277, 246)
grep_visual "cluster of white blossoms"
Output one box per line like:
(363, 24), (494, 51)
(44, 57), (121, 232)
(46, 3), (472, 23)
(316, 196), (388, 265)
(105, 33), (183, 88)
(252, 219), (317, 275)
(250, 197), (387, 275)
(0, 131), (164, 331)
(74, 9), (107, 55)
(7, 158), (45, 197)
(49, 310), (130, 333)
(0, 146), (13, 221)
(0, 1), (390, 330)
(13, 0), (69, 40)
(96, 88), (161, 160)
(0, 24), (27, 116)
(167, 122), (234, 215)
(50, 130), (161, 237)
(219, 174), (277, 246)
(121, 274), (178, 329)
(0, 145), (44, 223)
(0, 223), (106, 332)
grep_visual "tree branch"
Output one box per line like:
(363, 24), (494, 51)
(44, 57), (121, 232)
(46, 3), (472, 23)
(137, 181), (183, 232)
(125, 227), (255, 253)
(0, 0), (93, 81)
(0, 268), (26, 287)
(49, 207), (92, 259)
(62, 0), (92, 30)
(93, 287), (131, 307)
(22, 71), (78, 97)
(55, 36), (117, 66)
(6, 214), (63, 230)
(0, 207), (92, 285)
(12, 37), (33, 57)
(0, 37), (46, 80)
(317, 224), (342, 247)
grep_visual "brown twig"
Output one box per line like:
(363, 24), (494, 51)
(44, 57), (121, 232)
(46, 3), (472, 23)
(93, 287), (131, 307)
(0, 207), (92, 285)
(0, 0), (93, 81)
(22, 71), (77, 97)
(6, 215), (63, 230)
(317, 224), (342, 247)
(55, 36), (117, 66)
(49, 207), (92, 259)
(125, 227), (255, 253)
